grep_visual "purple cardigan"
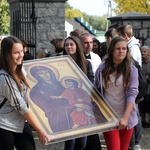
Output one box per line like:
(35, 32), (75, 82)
(94, 62), (138, 129)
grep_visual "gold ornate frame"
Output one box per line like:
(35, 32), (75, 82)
(23, 55), (119, 144)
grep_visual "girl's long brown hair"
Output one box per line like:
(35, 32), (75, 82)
(102, 36), (131, 88)
(63, 36), (87, 75)
(0, 36), (29, 91)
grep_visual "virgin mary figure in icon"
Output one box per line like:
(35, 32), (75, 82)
(29, 65), (70, 133)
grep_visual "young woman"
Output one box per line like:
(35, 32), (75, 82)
(94, 36), (139, 150)
(63, 35), (94, 150)
(64, 36), (94, 84)
(0, 36), (50, 150)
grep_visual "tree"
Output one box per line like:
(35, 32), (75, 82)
(65, 9), (83, 19)
(114, 0), (150, 14)
(65, 2), (83, 18)
(65, 2), (73, 9)
(0, 0), (10, 35)
(82, 13), (108, 31)
(65, 2), (108, 31)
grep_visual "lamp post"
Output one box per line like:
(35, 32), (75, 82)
(106, 0), (112, 31)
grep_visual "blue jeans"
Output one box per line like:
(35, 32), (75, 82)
(64, 137), (87, 150)
(129, 104), (142, 150)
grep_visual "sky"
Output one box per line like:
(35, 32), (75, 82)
(67, 0), (112, 16)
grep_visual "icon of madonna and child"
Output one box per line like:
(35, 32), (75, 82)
(28, 64), (107, 134)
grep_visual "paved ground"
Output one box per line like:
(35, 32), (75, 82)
(34, 127), (150, 150)
(140, 127), (150, 150)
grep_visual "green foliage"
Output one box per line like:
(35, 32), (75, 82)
(86, 15), (107, 31)
(114, 0), (150, 14)
(65, 9), (83, 19)
(65, 2), (107, 31)
(65, 2), (83, 18)
(65, 2), (73, 9)
(0, 0), (10, 35)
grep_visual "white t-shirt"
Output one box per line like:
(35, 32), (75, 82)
(104, 74), (126, 118)
(22, 66), (27, 77)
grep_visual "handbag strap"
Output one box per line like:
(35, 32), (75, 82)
(0, 98), (7, 109)
(98, 72), (103, 95)
(0, 73), (7, 108)
(100, 72), (103, 96)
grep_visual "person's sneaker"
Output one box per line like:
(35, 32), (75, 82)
(134, 145), (141, 150)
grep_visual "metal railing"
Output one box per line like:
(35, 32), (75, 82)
(12, 0), (37, 58)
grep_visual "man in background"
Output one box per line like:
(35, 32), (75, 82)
(80, 33), (102, 150)
(80, 33), (101, 74)
(105, 28), (118, 49)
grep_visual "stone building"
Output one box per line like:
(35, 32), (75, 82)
(108, 12), (150, 47)
(7, 0), (67, 58)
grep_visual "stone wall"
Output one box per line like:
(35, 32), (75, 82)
(35, 2), (65, 51)
(111, 20), (150, 47)
(8, 0), (67, 54)
(108, 12), (150, 48)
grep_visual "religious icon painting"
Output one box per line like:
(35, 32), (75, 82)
(23, 55), (119, 144)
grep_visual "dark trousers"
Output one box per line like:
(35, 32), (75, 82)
(129, 104), (142, 150)
(64, 137), (87, 150)
(0, 122), (35, 150)
(84, 134), (102, 150)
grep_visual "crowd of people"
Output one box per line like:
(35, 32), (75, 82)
(0, 23), (150, 150)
